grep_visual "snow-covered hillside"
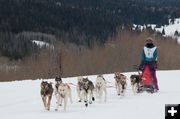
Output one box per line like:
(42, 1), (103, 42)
(156, 18), (180, 36)
(32, 40), (54, 49)
(133, 18), (180, 43)
(0, 70), (180, 119)
(156, 18), (180, 42)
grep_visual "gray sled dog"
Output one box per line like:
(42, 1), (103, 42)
(77, 76), (84, 102)
(40, 81), (54, 111)
(130, 74), (142, 94)
(114, 72), (127, 96)
(55, 83), (72, 111)
(81, 77), (95, 107)
(95, 75), (107, 103)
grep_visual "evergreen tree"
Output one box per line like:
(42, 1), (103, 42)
(162, 28), (165, 35)
(174, 30), (179, 36)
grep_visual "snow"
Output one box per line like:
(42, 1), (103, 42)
(0, 70), (180, 119)
(155, 18), (180, 44)
(32, 40), (54, 49)
(133, 18), (180, 42)
(156, 18), (180, 37)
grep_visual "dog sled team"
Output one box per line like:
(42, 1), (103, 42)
(40, 71), (151, 111)
(40, 37), (159, 111)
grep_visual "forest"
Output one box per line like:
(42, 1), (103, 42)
(0, 0), (180, 81)
(0, 0), (180, 60)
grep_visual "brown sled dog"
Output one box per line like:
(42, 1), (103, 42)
(40, 81), (54, 111)
(114, 72), (127, 96)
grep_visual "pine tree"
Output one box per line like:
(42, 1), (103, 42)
(162, 28), (165, 35)
(174, 30), (179, 36)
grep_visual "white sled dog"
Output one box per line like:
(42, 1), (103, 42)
(54, 77), (63, 104)
(81, 77), (95, 107)
(77, 76), (84, 102)
(95, 75), (107, 103)
(114, 72), (127, 96)
(55, 83), (72, 111)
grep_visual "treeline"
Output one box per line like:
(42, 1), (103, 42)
(0, 31), (58, 60)
(0, 0), (180, 47)
(0, 32), (40, 60)
(0, 0), (180, 60)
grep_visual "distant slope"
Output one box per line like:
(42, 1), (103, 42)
(1, 0), (180, 60)
(156, 18), (180, 41)
(133, 18), (180, 43)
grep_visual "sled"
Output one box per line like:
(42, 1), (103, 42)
(140, 65), (154, 93)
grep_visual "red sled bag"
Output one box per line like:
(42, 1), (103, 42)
(141, 65), (153, 86)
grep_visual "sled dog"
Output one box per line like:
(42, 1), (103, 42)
(40, 81), (54, 111)
(54, 76), (63, 103)
(77, 76), (84, 102)
(130, 74), (142, 94)
(82, 77), (95, 107)
(95, 75), (107, 103)
(114, 72), (127, 96)
(55, 83), (72, 111)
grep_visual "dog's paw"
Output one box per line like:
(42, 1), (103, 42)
(78, 100), (82, 102)
(46, 107), (49, 111)
(92, 97), (95, 101)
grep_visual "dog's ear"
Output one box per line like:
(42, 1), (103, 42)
(41, 79), (45, 83)
(41, 80), (46, 87)
(97, 74), (102, 78)
(114, 72), (119, 77)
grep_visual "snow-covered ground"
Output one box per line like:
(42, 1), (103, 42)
(0, 70), (180, 119)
